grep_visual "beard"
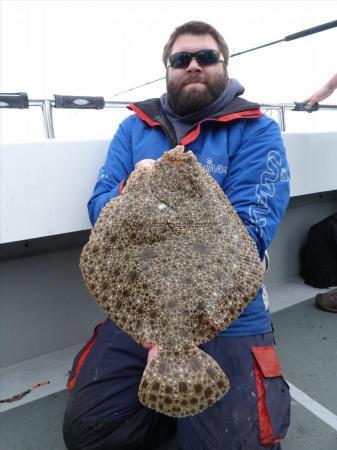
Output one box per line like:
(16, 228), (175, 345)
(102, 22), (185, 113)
(167, 69), (228, 116)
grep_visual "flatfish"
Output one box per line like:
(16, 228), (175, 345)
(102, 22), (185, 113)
(80, 145), (264, 417)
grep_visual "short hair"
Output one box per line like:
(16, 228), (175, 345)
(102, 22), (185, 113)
(162, 21), (229, 68)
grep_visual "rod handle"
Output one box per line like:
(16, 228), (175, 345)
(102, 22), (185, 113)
(0, 92), (29, 108)
(285, 19), (337, 42)
(54, 95), (105, 109)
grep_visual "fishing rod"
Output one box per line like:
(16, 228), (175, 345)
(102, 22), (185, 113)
(231, 19), (337, 56)
(112, 19), (337, 97)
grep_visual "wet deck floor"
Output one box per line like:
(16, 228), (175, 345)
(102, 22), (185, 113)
(1, 297), (336, 450)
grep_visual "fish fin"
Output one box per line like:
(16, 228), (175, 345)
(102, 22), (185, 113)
(139, 346), (229, 417)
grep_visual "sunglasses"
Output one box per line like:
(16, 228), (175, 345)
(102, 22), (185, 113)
(167, 49), (224, 69)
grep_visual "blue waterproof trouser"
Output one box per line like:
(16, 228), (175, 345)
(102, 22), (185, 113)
(63, 319), (290, 450)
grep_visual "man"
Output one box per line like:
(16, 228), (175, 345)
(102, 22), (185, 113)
(63, 21), (291, 450)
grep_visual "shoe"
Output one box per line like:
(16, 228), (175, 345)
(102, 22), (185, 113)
(315, 289), (337, 313)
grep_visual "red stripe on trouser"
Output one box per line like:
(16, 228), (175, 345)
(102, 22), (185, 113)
(67, 323), (103, 391)
(253, 361), (282, 446)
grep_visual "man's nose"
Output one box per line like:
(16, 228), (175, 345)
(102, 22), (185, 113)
(186, 57), (202, 72)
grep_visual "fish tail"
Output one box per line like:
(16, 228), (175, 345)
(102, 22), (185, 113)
(139, 346), (229, 417)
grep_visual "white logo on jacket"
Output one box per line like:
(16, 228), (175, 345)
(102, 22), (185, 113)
(203, 157), (228, 174)
(249, 151), (289, 238)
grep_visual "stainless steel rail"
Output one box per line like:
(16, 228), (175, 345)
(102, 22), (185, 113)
(1, 94), (336, 138)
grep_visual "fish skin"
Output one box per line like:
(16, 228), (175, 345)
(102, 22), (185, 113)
(80, 145), (264, 417)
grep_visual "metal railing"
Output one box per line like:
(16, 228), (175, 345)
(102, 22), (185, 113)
(260, 102), (337, 131)
(1, 93), (336, 138)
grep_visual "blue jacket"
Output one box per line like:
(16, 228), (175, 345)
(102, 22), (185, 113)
(88, 97), (290, 336)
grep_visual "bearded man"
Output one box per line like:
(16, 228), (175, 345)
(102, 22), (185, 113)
(63, 21), (291, 450)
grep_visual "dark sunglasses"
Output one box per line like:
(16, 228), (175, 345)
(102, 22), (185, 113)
(167, 49), (224, 69)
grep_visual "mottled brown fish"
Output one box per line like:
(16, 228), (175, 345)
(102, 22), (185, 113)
(80, 145), (264, 417)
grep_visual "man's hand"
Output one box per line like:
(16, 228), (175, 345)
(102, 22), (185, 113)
(123, 159), (156, 191)
(135, 159), (156, 170)
(304, 73), (337, 106)
(304, 85), (334, 106)
(142, 342), (160, 363)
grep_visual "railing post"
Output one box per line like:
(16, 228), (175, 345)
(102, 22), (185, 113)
(278, 106), (286, 131)
(41, 100), (55, 139)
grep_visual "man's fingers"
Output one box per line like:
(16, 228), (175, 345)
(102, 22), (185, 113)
(147, 344), (159, 363)
(304, 96), (316, 106)
(135, 159), (155, 170)
(142, 341), (154, 349)
(142, 342), (160, 363)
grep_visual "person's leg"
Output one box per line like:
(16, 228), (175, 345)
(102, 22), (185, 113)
(177, 333), (290, 450)
(63, 407), (176, 450)
(63, 319), (176, 450)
